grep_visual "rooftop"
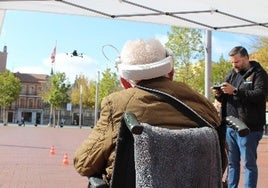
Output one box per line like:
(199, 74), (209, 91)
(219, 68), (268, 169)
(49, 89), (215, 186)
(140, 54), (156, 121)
(14, 72), (49, 83)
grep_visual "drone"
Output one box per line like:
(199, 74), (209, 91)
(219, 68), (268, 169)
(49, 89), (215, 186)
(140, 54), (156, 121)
(66, 50), (83, 58)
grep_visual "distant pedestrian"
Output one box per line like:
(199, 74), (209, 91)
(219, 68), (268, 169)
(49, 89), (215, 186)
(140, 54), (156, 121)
(60, 118), (65, 127)
(34, 119), (37, 127)
(21, 117), (25, 126)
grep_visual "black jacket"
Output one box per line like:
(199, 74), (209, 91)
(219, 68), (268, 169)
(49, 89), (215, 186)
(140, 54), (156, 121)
(217, 61), (268, 132)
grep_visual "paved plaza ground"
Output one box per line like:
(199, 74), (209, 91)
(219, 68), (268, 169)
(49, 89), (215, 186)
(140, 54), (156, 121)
(0, 124), (267, 188)
(0, 124), (90, 188)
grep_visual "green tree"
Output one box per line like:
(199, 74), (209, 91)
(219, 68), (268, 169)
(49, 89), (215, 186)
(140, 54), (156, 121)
(47, 72), (71, 127)
(39, 75), (51, 103)
(251, 38), (268, 72)
(175, 60), (205, 93)
(98, 68), (120, 107)
(250, 38), (268, 103)
(208, 55), (233, 101)
(212, 55), (232, 85)
(165, 27), (205, 92)
(0, 70), (22, 125)
(87, 81), (97, 109)
(71, 74), (95, 108)
(71, 68), (120, 112)
(39, 75), (54, 126)
(165, 27), (204, 83)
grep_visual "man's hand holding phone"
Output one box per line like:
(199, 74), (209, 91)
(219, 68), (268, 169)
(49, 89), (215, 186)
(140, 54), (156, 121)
(212, 84), (222, 90)
(211, 83), (223, 96)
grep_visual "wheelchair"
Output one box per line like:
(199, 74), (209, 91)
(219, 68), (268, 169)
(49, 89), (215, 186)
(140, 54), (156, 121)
(88, 112), (223, 188)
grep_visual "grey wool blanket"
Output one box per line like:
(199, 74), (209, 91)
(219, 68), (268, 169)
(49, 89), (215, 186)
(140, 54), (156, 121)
(133, 124), (222, 188)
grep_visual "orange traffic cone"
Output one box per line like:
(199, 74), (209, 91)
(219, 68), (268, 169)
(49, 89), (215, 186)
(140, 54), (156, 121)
(62, 153), (69, 166)
(49, 145), (55, 155)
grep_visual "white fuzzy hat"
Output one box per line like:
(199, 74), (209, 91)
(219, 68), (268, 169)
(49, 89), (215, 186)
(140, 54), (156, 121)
(117, 39), (174, 80)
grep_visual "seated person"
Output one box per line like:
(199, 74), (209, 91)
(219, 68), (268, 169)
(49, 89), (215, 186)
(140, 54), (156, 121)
(73, 38), (223, 185)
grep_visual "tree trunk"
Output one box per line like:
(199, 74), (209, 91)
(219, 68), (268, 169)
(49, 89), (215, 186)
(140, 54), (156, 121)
(2, 106), (7, 126)
(53, 108), (56, 128)
(57, 110), (60, 127)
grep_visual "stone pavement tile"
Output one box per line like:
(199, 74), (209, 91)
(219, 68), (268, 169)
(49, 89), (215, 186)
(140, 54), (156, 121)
(1, 125), (267, 188)
(256, 137), (268, 188)
(0, 125), (91, 188)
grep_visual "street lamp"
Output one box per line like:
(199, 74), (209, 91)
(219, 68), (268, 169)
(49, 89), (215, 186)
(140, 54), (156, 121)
(79, 85), (83, 129)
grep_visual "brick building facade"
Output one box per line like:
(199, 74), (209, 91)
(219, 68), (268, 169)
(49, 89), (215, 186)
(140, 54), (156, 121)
(0, 46), (95, 126)
(7, 72), (96, 126)
(10, 72), (48, 125)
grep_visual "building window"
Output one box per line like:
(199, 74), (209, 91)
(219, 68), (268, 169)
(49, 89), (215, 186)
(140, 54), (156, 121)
(29, 86), (35, 95)
(21, 86), (26, 94)
(29, 99), (33, 108)
(38, 86), (42, 94)
(37, 99), (42, 108)
(20, 98), (25, 108)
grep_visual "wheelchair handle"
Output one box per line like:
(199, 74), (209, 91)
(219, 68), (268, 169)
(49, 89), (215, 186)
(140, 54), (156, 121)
(124, 112), (144, 135)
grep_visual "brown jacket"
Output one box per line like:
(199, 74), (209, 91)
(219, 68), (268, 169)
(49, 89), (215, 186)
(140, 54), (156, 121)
(73, 77), (221, 181)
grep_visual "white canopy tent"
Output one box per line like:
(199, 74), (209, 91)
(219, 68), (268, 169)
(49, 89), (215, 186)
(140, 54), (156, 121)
(1, 0), (268, 37)
(1, 0), (268, 98)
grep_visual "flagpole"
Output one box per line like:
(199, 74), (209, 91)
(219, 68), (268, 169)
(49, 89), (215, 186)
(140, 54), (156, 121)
(48, 42), (57, 127)
(51, 41), (57, 74)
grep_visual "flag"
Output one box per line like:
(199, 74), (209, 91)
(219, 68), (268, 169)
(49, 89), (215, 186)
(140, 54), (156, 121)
(50, 46), (56, 63)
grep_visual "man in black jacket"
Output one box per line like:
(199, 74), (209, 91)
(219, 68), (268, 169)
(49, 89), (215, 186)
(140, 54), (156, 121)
(212, 46), (268, 188)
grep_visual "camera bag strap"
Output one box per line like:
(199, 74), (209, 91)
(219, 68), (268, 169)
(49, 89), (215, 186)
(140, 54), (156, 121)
(136, 84), (214, 129)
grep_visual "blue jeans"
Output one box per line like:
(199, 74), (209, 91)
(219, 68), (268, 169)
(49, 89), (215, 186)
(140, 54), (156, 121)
(226, 127), (263, 188)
